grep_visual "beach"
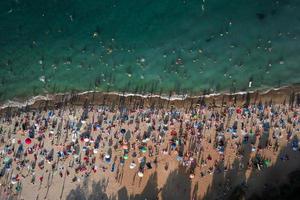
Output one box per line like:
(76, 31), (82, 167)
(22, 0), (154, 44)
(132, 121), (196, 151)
(0, 86), (300, 200)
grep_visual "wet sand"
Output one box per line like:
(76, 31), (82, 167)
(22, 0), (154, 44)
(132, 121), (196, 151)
(1, 84), (300, 114)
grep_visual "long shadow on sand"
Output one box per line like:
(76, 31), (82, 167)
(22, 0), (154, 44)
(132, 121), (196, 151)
(66, 166), (192, 200)
(65, 139), (300, 200)
(203, 133), (300, 200)
(66, 178), (110, 200)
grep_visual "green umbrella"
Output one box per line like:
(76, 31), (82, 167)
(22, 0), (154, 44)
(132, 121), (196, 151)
(264, 160), (271, 167)
(16, 183), (22, 192)
(140, 146), (147, 153)
(4, 157), (11, 164)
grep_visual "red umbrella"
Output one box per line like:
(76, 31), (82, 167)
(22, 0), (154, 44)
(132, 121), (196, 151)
(83, 156), (89, 161)
(25, 138), (31, 145)
(170, 130), (177, 136)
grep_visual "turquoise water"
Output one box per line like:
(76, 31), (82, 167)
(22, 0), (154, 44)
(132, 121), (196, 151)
(0, 0), (300, 101)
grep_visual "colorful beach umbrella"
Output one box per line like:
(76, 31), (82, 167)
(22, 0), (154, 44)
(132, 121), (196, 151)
(170, 130), (177, 136)
(105, 154), (111, 163)
(264, 160), (271, 167)
(25, 138), (31, 145)
(140, 146), (147, 153)
(171, 143), (176, 148)
(4, 157), (11, 164)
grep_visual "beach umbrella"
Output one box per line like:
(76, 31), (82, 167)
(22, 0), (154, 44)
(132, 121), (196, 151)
(84, 138), (90, 142)
(189, 174), (195, 179)
(236, 108), (242, 114)
(123, 154), (129, 160)
(170, 130), (177, 136)
(264, 160), (271, 167)
(4, 157), (11, 164)
(292, 139), (299, 151)
(129, 162), (136, 169)
(25, 138), (31, 145)
(11, 178), (17, 185)
(83, 156), (89, 161)
(122, 145), (128, 150)
(120, 128), (126, 134)
(138, 171), (144, 177)
(171, 143), (176, 149)
(73, 154), (79, 159)
(15, 183), (22, 192)
(142, 139), (147, 143)
(140, 146), (147, 153)
(105, 154), (111, 163)
(82, 146), (87, 152)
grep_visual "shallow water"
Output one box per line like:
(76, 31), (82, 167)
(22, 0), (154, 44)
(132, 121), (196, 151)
(0, 0), (300, 101)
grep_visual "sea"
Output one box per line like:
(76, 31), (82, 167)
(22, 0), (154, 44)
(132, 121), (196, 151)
(0, 0), (300, 102)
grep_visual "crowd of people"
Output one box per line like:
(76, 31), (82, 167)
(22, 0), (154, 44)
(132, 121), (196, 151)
(0, 99), (299, 199)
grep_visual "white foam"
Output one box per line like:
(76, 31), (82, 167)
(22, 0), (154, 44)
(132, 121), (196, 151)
(0, 85), (297, 111)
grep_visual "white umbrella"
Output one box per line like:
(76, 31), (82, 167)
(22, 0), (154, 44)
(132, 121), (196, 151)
(138, 171), (144, 177)
(129, 162), (136, 169)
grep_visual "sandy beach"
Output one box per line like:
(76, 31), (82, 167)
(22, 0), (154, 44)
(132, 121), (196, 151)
(0, 86), (299, 200)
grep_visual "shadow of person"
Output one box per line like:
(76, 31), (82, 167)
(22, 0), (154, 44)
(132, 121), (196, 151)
(130, 171), (159, 200)
(161, 166), (191, 200)
(66, 178), (110, 200)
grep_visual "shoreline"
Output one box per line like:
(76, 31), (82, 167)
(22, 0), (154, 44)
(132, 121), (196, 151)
(1, 84), (300, 113)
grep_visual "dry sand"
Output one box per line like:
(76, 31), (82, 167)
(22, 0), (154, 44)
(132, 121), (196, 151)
(0, 86), (299, 200)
